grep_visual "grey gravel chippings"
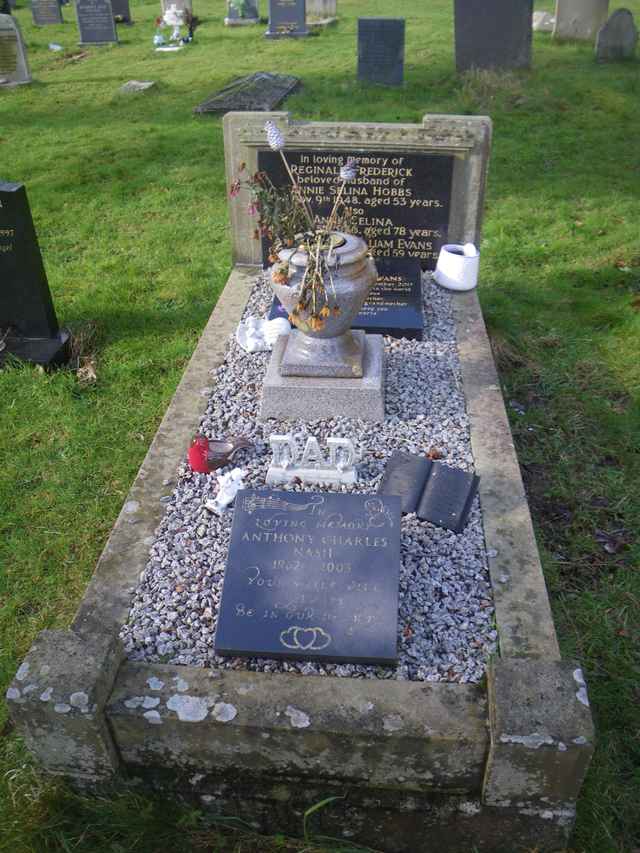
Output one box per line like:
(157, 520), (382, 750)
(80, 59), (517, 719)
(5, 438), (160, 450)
(120, 274), (497, 683)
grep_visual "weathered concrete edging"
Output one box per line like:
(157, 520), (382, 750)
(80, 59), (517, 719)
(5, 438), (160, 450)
(7, 267), (594, 852)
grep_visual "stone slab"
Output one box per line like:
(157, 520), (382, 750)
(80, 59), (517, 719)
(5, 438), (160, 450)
(260, 332), (385, 421)
(193, 72), (300, 115)
(357, 17), (405, 86)
(554, 0), (609, 40)
(76, 0), (118, 44)
(214, 489), (401, 664)
(224, 112), (492, 269)
(0, 14), (30, 85)
(596, 8), (638, 61)
(31, 0), (63, 25)
(454, 0), (533, 72)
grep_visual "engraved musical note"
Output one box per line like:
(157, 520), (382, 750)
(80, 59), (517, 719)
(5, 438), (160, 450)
(243, 494), (325, 515)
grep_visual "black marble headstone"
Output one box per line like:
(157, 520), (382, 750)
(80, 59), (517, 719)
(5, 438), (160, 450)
(215, 489), (402, 664)
(454, 0), (532, 72)
(31, 0), (63, 25)
(76, 0), (117, 44)
(270, 256), (424, 340)
(194, 72), (300, 115)
(358, 18), (405, 86)
(0, 181), (69, 366)
(111, 0), (131, 23)
(257, 148), (454, 270)
(265, 0), (308, 38)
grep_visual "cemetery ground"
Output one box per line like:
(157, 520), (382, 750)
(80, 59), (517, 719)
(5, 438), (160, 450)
(0, 0), (639, 849)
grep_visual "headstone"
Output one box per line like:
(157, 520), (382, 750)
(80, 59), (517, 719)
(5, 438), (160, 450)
(553, 0), (609, 41)
(31, 0), (63, 25)
(214, 489), (401, 664)
(454, 0), (533, 72)
(0, 182), (70, 366)
(111, 0), (131, 23)
(596, 9), (638, 61)
(0, 0), (10, 15)
(193, 72), (300, 115)
(257, 148), (454, 270)
(307, 0), (335, 18)
(270, 256), (424, 339)
(532, 11), (554, 32)
(160, 0), (191, 18)
(357, 17), (405, 86)
(265, 0), (308, 38)
(0, 14), (30, 86)
(76, 0), (118, 44)
(224, 111), (492, 270)
(225, 0), (258, 26)
(266, 434), (358, 486)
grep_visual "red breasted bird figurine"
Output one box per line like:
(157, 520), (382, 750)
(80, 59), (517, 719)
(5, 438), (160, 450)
(188, 435), (253, 474)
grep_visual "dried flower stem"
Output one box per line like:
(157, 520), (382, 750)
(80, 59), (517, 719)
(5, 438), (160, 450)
(279, 150), (315, 230)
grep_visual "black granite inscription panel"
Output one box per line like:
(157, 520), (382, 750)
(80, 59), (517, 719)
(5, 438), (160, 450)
(270, 256), (424, 339)
(454, 0), (532, 72)
(0, 31), (18, 74)
(76, 0), (117, 44)
(266, 0), (308, 37)
(215, 489), (402, 664)
(258, 148), (453, 269)
(358, 17), (405, 86)
(0, 181), (58, 339)
(31, 0), (63, 25)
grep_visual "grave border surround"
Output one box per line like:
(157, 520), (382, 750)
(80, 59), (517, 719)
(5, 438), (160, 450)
(8, 120), (594, 850)
(223, 111), (492, 268)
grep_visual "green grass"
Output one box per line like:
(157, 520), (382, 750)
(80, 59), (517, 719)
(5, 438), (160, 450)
(1, 0), (639, 850)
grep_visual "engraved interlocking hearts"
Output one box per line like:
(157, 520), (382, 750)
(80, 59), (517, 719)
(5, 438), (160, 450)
(279, 625), (331, 651)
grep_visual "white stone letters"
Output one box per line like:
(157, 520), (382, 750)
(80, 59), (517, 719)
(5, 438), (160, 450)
(266, 433), (358, 486)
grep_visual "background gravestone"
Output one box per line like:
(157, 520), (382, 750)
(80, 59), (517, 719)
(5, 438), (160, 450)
(0, 14), (30, 86)
(225, 0), (258, 25)
(596, 9), (638, 61)
(111, 0), (131, 23)
(215, 489), (402, 665)
(454, 0), (533, 72)
(76, 0), (117, 43)
(161, 0), (191, 14)
(307, 0), (335, 18)
(553, 0), (609, 40)
(265, 0), (308, 38)
(31, 0), (63, 25)
(357, 18), (405, 86)
(0, 182), (70, 366)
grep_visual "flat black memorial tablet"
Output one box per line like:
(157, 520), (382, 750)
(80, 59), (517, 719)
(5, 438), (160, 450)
(215, 489), (402, 665)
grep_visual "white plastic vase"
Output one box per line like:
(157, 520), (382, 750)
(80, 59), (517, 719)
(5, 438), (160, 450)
(434, 243), (480, 291)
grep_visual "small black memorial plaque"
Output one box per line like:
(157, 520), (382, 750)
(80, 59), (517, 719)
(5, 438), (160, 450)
(215, 489), (402, 664)
(258, 148), (454, 270)
(270, 256), (424, 340)
(265, 0), (308, 38)
(0, 181), (69, 365)
(358, 18), (405, 86)
(111, 0), (131, 23)
(454, 0), (533, 72)
(76, 0), (117, 44)
(31, 0), (63, 25)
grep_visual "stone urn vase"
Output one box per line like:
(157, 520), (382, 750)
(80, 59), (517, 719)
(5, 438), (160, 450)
(270, 232), (377, 378)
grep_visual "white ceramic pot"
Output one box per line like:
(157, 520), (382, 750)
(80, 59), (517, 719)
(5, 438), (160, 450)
(434, 243), (480, 291)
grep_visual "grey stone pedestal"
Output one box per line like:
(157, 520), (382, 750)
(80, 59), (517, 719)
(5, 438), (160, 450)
(261, 333), (385, 421)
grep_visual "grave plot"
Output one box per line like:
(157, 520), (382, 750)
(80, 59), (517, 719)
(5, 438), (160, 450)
(7, 114), (594, 853)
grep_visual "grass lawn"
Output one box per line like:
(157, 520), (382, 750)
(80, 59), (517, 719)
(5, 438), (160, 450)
(1, 0), (639, 850)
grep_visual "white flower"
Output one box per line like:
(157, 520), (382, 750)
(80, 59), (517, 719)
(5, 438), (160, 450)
(265, 121), (285, 152)
(339, 157), (358, 182)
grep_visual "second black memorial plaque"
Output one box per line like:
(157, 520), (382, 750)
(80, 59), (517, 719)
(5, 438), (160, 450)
(215, 489), (402, 664)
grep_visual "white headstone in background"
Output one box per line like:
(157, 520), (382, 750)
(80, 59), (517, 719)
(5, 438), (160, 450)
(554, 0), (609, 40)
(532, 11), (554, 32)
(0, 14), (31, 87)
(307, 0), (335, 19)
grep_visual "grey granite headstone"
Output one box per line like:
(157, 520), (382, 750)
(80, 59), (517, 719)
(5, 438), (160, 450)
(111, 0), (131, 22)
(596, 9), (637, 61)
(358, 18), (404, 86)
(265, 0), (308, 38)
(76, 0), (117, 43)
(0, 181), (69, 365)
(0, 14), (30, 86)
(225, 0), (258, 25)
(454, 0), (532, 72)
(31, 0), (63, 25)
(553, 0), (609, 41)
(194, 72), (299, 114)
